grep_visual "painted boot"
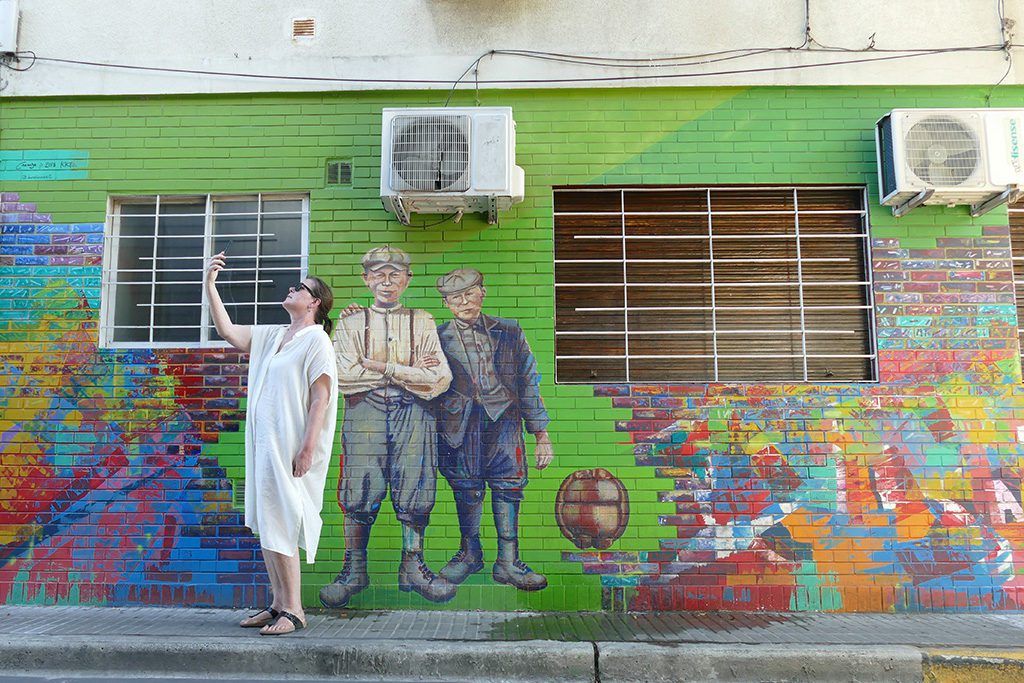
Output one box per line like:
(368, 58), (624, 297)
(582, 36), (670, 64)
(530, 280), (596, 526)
(492, 499), (547, 591)
(398, 524), (457, 603)
(439, 492), (485, 584)
(319, 520), (370, 608)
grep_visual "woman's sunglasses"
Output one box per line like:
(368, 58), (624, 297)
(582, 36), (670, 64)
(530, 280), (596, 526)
(292, 282), (314, 296)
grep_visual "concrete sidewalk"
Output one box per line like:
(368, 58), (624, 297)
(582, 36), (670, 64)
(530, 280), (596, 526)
(0, 605), (1022, 681)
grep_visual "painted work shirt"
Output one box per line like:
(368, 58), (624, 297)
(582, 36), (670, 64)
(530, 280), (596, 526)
(244, 324), (338, 564)
(333, 304), (452, 400)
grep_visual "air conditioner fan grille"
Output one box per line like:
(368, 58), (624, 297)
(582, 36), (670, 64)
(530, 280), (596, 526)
(391, 115), (471, 192)
(904, 115), (981, 187)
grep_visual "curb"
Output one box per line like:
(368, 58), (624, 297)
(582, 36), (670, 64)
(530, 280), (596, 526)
(5, 635), (1024, 682)
(599, 643), (923, 683)
(922, 648), (1024, 683)
(0, 636), (596, 682)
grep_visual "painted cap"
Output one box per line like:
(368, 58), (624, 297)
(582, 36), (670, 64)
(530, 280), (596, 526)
(362, 245), (411, 271)
(437, 268), (484, 296)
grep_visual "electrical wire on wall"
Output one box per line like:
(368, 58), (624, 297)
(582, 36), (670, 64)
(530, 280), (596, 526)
(986, 0), (1016, 104)
(0, 0), (1018, 96)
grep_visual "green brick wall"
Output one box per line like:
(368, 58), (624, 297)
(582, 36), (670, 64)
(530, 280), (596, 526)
(3, 85), (1024, 612)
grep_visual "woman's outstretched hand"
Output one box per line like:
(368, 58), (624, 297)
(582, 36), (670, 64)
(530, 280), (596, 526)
(206, 251), (226, 286)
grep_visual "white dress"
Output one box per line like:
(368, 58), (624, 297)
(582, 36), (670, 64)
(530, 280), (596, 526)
(244, 324), (338, 563)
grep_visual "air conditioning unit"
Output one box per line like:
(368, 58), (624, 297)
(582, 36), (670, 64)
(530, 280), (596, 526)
(380, 107), (525, 225)
(876, 108), (1024, 217)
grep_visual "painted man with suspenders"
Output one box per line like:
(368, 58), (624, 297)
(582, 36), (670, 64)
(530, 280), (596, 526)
(319, 246), (456, 607)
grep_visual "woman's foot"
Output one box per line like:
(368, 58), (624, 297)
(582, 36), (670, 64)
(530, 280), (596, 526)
(259, 611), (306, 636)
(239, 607), (279, 628)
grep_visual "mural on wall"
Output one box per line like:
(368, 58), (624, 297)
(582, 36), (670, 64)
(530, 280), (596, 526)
(563, 230), (1024, 612)
(4, 85), (1024, 615)
(320, 252), (553, 607)
(0, 192), (266, 607)
(434, 267), (552, 592)
(555, 468), (630, 550)
(320, 245), (455, 607)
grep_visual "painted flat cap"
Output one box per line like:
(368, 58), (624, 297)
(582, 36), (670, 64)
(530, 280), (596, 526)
(362, 245), (411, 271)
(436, 268), (483, 296)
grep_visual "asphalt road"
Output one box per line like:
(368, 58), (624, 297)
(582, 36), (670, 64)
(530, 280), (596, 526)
(0, 677), (432, 683)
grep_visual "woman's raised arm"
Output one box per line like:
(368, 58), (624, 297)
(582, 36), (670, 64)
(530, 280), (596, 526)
(205, 251), (252, 352)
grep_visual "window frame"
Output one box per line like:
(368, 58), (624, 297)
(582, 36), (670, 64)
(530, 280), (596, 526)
(1007, 201), (1024, 370)
(552, 184), (878, 384)
(100, 192), (310, 349)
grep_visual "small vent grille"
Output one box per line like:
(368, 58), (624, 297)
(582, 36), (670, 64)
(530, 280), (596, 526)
(326, 160), (352, 186)
(231, 479), (245, 511)
(878, 115), (897, 198)
(904, 115), (981, 187)
(390, 115), (471, 192)
(292, 18), (316, 38)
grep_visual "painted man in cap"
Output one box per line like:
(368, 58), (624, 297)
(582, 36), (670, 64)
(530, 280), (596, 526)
(433, 267), (553, 591)
(320, 246), (456, 607)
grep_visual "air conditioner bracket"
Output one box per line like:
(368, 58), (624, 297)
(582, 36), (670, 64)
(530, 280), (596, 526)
(487, 196), (498, 225)
(891, 189), (934, 218)
(391, 196), (411, 226)
(970, 186), (1022, 218)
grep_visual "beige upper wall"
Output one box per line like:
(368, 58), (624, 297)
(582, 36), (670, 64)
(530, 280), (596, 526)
(2, 0), (1020, 97)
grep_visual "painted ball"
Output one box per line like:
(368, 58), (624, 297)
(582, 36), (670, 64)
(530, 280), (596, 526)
(555, 468), (630, 549)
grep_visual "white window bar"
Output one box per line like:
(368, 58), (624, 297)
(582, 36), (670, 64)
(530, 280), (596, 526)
(793, 188), (809, 381)
(620, 189), (631, 382)
(555, 281), (871, 287)
(707, 187), (720, 382)
(576, 305), (874, 312)
(557, 356), (876, 360)
(147, 195), (161, 345)
(556, 329), (858, 336)
(555, 210), (868, 218)
(572, 234), (869, 240)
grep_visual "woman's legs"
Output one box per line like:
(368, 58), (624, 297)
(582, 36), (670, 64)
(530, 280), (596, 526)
(260, 548), (305, 634)
(239, 546), (284, 627)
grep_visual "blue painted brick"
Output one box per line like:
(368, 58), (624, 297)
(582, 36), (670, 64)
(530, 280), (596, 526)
(1, 245), (33, 255)
(14, 256), (49, 265)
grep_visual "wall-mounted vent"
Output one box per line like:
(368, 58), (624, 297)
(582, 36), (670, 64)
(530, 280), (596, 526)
(292, 18), (316, 39)
(326, 159), (352, 187)
(231, 478), (245, 511)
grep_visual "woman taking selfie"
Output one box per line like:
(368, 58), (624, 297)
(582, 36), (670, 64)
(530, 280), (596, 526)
(205, 252), (337, 635)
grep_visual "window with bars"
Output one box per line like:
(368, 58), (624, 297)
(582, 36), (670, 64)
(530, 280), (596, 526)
(101, 194), (309, 348)
(553, 186), (876, 383)
(1009, 202), (1024, 360)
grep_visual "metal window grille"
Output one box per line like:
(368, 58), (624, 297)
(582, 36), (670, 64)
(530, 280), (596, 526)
(100, 193), (309, 348)
(326, 159), (353, 186)
(1007, 202), (1024, 368)
(553, 185), (876, 383)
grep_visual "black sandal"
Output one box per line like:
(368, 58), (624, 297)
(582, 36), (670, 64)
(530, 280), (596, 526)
(240, 607), (279, 628)
(259, 610), (305, 635)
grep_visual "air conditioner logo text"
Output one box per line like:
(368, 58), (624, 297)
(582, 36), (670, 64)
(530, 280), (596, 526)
(1010, 118), (1022, 174)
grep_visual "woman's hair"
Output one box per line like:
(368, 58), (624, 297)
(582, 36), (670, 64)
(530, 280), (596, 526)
(305, 276), (335, 336)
